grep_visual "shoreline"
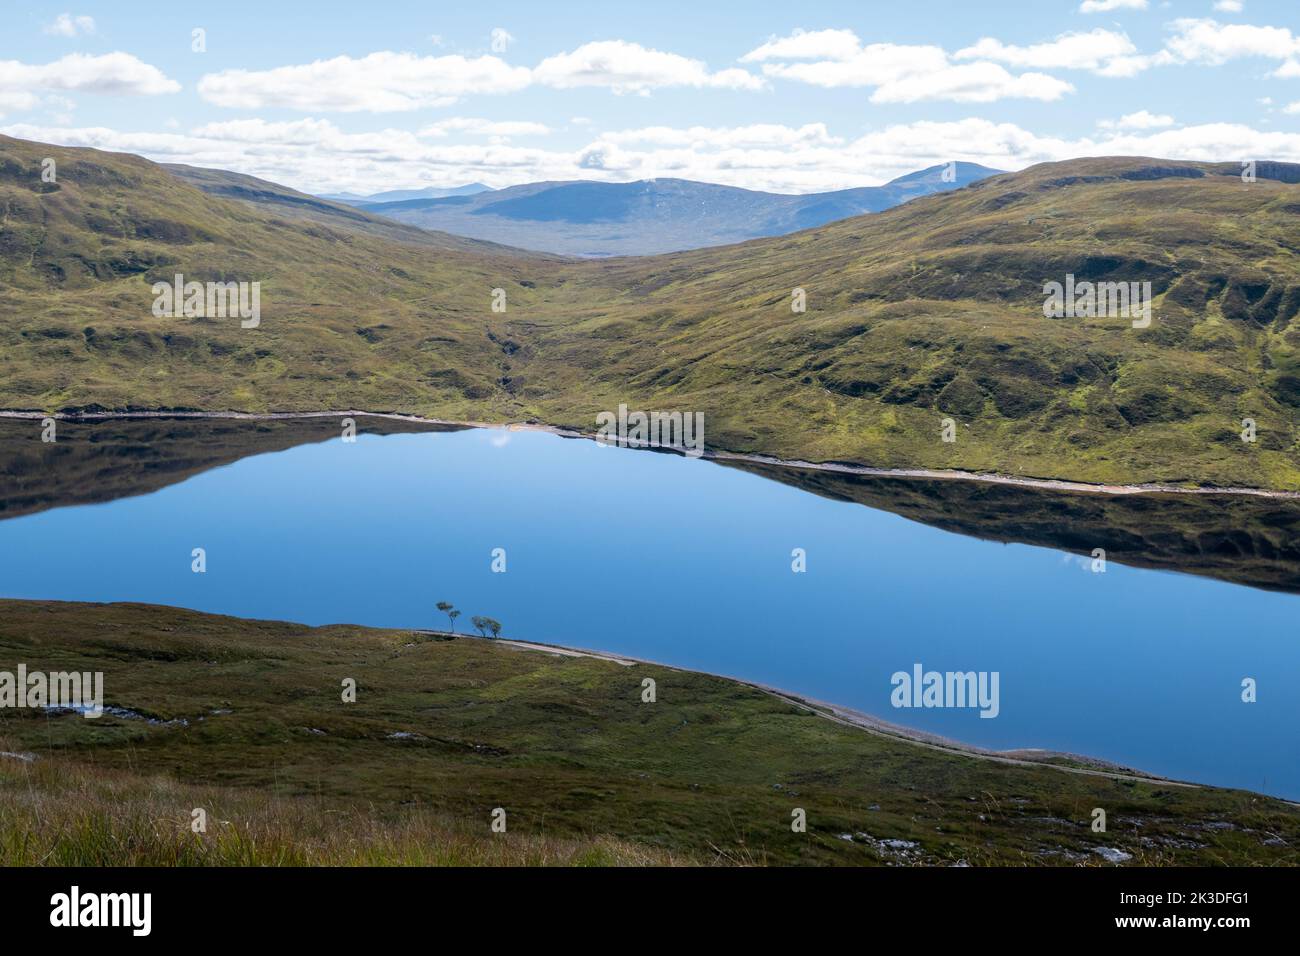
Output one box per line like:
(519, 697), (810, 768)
(3, 407), (1298, 500)
(413, 628), (1203, 793)
(0, 582), (1260, 798)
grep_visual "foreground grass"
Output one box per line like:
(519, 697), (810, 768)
(0, 755), (681, 866)
(1, 600), (1297, 866)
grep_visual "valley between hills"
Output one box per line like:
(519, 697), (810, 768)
(4, 134), (1300, 491)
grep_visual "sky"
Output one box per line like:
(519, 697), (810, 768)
(1, 0), (1299, 195)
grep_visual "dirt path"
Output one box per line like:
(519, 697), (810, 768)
(3, 407), (1298, 500)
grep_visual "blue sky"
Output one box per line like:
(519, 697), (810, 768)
(2, 0), (1298, 193)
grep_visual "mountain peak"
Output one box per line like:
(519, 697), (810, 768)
(885, 162), (1006, 188)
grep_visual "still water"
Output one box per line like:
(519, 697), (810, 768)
(0, 423), (1296, 797)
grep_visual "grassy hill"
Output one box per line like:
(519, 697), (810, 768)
(0, 135), (548, 420)
(2, 599), (1297, 866)
(3, 135), (1300, 489)
(517, 158), (1300, 490)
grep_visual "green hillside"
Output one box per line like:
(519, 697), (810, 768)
(517, 158), (1300, 490)
(3, 135), (1299, 489)
(0, 135), (545, 420)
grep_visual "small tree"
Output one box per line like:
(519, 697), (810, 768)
(471, 615), (489, 637)
(436, 601), (460, 634)
(484, 617), (502, 640)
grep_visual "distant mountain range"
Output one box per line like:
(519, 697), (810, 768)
(322, 183), (493, 205)
(347, 163), (1003, 256)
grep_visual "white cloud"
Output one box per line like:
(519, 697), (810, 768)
(198, 53), (531, 111)
(740, 28), (863, 62)
(1284, 101), (1300, 115)
(758, 42), (948, 87)
(1213, 1), (1244, 13)
(1093, 17), (1300, 78)
(0, 91), (40, 118)
(955, 29), (1140, 74)
(0, 120), (585, 193)
(1099, 110), (1175, 129)
(600, 123), (842, 148)
(870, 62), (1074, 103)
(0, 53), (179, 102)
(533, 40), (764, 93)
(191, 117), (343, 144)
(420, 117), (551, 138)
(490, 28), (515, 53)
(1163, 18), (1300, 65)
(1093, 51), (1176, 78)
(1084, 121), (1300, 162)
(15, 116), (1300, 197)
(43, 13), (96, 37)
(196, 43), (761, 109)
(1078, 0), (1147, 12)
(747, 30), (1073, 103)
